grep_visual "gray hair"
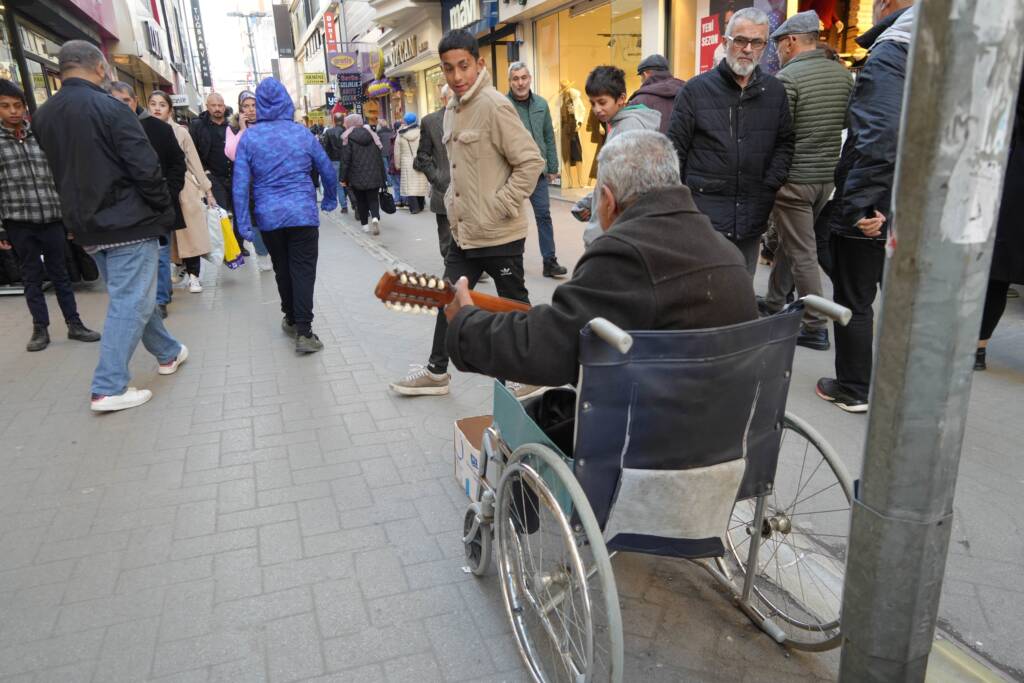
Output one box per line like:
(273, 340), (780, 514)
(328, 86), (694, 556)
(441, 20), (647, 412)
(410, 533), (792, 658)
(725, 7), (770, 36)
(596, 130), (680, 208)
(109, 81), (135, 99)
(508, 61), (530, 77)
(57, 40), (106, 75)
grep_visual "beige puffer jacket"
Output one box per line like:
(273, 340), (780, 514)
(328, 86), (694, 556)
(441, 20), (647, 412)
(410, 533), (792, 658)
(443, 69), (544, 249)
(395, 125), (430, 197)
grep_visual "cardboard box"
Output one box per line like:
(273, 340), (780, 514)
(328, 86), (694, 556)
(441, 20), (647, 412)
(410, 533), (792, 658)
(454, 415), (494, 500)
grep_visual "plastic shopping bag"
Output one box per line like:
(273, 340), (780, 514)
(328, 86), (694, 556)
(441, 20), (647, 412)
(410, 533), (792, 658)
(220, 212), (244, 269)
(203, 206), (225, 265)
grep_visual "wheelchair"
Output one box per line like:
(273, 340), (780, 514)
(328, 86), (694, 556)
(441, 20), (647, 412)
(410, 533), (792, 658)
(460, 296), (855, 682)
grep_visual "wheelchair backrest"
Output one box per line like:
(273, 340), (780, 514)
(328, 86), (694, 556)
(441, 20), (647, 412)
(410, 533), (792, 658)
(573, 309), (802, 530)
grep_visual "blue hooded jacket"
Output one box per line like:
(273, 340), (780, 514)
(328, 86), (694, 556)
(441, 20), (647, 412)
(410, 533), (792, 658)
(233, 78), (337, 234)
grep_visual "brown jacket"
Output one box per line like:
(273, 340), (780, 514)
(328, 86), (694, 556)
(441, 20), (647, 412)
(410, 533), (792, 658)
(443, 69), (544, 249)
(169, 120), (213, 259)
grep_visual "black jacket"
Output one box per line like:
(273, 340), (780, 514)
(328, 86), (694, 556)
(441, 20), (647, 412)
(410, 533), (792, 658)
(413, 109), (450, 214)
(189, 111), (231, 179)
(667, 60), (794, 242)
(32, 78), (174, 246)
(991, 72), (1024, 285)
(829, 7), (912, 239)
(446, 186), (759, 387)
(340, 127), (386, 190)
(138, 110), (186, 230)
(321, 125), (345, 162)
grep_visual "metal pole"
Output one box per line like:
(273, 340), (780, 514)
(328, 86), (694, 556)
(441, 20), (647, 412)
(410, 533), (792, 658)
(245, 17), (260, 84)
(839, 3), (1024, 681)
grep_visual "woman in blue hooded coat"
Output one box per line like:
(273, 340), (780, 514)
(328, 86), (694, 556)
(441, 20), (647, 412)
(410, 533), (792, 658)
(233, 78), (337, 354)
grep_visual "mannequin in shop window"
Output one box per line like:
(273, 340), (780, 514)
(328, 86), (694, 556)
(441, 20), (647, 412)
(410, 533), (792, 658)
(559, 80), (585, 188)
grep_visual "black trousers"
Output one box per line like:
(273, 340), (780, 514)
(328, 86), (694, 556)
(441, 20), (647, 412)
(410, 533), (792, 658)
(5, 221), (81, 327)
(428, 243), (530, 374)
(183, 256), (201, 277)
(408, 196), (426, 214)
(831, 235), (885, 400)
(261, 227), (319, 336)
(436, 214), (452, 260)
(980, 279), (1012, 341)
(210, 174), (246, 250)
(351, 188), (380, 225)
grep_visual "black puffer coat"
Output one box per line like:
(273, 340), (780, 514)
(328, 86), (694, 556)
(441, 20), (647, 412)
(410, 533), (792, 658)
(667, 59), (794, 242)
(991, 73), (1024, 285)
(340, 127), (386, 191)
(828, 7), (912, 239)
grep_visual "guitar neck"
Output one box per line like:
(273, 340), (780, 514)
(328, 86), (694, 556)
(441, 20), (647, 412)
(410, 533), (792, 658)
(467, 290), (531, 313)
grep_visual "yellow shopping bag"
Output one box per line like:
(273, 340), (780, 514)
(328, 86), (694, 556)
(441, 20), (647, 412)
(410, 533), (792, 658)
(220, 211), (244, 268)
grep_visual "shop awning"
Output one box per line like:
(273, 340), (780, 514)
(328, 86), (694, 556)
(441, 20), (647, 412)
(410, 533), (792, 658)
(385, 51), (439, 78)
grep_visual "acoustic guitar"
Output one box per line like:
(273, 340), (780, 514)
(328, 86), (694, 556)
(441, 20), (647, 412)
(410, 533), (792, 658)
(373, 270), (531, 314)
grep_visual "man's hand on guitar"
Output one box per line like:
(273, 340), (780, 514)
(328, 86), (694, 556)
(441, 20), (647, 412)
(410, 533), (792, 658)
(444, 276), (474, 322)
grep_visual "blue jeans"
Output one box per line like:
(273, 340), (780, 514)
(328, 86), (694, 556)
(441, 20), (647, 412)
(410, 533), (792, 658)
(157, 242), (172, 305)
(388, 172), (405, 204)
(90, 239), (182, 397)
(250, 227), (268, 256)
(530, 175), (556, 261)
(331, 161), (352, 211)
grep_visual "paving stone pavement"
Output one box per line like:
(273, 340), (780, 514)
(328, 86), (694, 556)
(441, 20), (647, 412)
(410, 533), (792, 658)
(0, 211), (840, 682)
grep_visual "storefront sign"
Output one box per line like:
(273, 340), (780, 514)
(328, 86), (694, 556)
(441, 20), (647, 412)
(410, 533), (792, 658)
(338, 72), (363, 114)
(383, 35), (421, 70)
(170, 94), (189, 107)
(441, 0), (498, 35)
(699, 15), (719, 73)
(324, 12), (341, 54)
(66, 0), (118, 39)
(304, 72), (327, 85)
(273, 4), (295, 58)
(190, 0), (212, 87)
(326, 91), (336, 108)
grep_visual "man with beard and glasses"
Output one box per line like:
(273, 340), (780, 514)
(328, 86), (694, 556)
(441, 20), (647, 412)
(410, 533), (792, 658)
(667, 6), (794, 276)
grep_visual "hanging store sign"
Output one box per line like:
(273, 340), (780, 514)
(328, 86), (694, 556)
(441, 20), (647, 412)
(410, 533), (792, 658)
(190, 0), (212, 87)
(304, 72), (327, 85)
(338, 72), (363, 110)
(170, 93), (189, 107)
(324, 11), (341, 54)
(441, 0), (498, 35)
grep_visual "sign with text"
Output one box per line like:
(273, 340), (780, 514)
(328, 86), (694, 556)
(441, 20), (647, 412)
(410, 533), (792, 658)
(326, 91), (336, 108)
(324, 11), (340, 54)
(170, 93), (189, 107)
(190, 0), (212, 87)
(699, 15), (719, 73)
(441, 0), (497, 35)
(273, 4), (294, 58)
(304, 72), (327, 85)
(337, 72), (363, 114)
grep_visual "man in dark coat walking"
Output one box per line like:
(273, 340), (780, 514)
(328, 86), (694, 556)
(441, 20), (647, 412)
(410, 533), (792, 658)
(190, 92), (247, 254)
(667, 7), (795, 275)
(627, 54), (684, 135)
(110, 81), (186, 320)
(414, 85), (453, 260)
(815, 1), (915, 413)
(33, 41), (187, 412)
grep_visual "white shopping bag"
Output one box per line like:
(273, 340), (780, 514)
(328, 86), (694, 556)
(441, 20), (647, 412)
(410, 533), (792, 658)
(202, 206), (226, 264)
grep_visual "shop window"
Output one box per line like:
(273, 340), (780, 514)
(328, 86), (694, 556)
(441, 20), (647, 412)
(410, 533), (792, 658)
(481, 45), (509, 94)
(669, 0), (699, 78)
(26, 61), (49, 107)
(424, 64), (446, 114)
(0, 14), (23, 88)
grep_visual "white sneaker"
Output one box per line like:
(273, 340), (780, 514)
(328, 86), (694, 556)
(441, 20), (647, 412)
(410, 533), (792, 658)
(91, 387), (152, 412)
(158, 344), (189, 375)
(188, 275), (202, 293)
(170, 267), (183, 284)
(506, 382), (548, 401)
(362, 224), (370, 234)
(257, 255), (273, 272)
(389, 366), (450, 396)
(371, 217), (380, 235)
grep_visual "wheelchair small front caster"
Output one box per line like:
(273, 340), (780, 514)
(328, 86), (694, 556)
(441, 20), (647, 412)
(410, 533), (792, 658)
(462, 504), (492, 576)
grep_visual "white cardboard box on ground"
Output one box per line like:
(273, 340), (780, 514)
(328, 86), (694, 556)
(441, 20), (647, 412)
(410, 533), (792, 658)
(454, 415), (494, 500)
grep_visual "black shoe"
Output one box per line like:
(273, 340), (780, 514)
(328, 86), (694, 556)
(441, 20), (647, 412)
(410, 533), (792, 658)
(157, 304), (168, 320)
(27, 324), (50, 352)
(756, 296), (780, 318)
(797, 326), (830, 351)
(67, 321), (101, 342)
(240, 247), (251, 257)
(815, 378), (868, 413)
(340, 207), (348, 214)
(296, 333), (324, 354)
(974, 347), (987, 371)
(281, 317), (297, 338)
(543, 258), (568, 278)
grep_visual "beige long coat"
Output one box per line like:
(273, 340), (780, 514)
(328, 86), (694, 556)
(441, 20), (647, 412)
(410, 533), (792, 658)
(169, 120), (213, 259)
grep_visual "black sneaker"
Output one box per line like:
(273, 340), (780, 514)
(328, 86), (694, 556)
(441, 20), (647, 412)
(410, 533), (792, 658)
(26, 324), (49, 352)
(296, 333), (324, 354)
(974, 348), (987, 371)
(67, 321), (101, 342)
(797, 326), (830, 351)
(815, 378), (868, 413)
(157, 304), (168, 320)
(543, 258), (568, 278)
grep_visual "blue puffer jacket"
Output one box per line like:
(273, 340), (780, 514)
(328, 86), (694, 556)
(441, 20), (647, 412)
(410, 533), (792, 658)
(233, 78), (337, 236)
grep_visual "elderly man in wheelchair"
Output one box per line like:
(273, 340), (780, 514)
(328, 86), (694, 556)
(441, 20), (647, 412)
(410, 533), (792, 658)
(443, 131), (855, 682)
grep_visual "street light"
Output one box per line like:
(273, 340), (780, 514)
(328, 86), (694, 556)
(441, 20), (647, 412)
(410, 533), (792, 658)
(227, 11), (268, 87)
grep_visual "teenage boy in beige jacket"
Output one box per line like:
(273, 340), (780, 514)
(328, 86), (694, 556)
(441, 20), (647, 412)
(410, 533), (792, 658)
(390, 28), (544, 397)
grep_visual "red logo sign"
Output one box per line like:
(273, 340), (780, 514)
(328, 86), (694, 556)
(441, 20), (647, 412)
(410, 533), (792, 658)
(699, 15), (720, 74)
(324, 11), (340, 53)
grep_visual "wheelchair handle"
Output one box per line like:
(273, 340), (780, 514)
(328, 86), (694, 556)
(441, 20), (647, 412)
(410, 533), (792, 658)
(588, 317), (633, 354)
(800, 295), (852, 327)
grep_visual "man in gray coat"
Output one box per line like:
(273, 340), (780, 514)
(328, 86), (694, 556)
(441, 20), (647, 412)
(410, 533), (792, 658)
(763, 10), (853, 351)
(413, 86), (453, 260)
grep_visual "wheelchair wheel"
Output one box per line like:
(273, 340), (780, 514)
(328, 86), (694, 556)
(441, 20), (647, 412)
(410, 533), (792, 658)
(494, 443), (623, 683)
(726, 412), (853, 651)
(463, 505), (492, 576)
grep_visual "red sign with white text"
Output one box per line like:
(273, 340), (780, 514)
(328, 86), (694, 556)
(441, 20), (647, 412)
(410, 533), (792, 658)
(699, 15), (719, 73)
(324, 11), (340, 54)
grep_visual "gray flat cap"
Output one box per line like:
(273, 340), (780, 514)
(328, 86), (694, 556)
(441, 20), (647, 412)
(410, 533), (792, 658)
(770, 10), (821, 40)
(636, 54), (669, 75)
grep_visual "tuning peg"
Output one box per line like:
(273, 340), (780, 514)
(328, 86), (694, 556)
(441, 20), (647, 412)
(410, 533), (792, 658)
(427, 277), (437, 289)
(436, 280), (446, 290)
(384, 301), (394, 310)
(402, 303), (413, 313)
(417, 276), (426, 287)
(399, 273), (408, 285)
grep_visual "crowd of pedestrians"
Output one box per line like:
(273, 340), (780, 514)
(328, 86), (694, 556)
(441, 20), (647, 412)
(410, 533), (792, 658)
(1, 0), (1020, 416)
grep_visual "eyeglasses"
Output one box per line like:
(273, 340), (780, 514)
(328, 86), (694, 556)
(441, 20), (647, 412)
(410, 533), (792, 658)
(727, 36), (768, 50)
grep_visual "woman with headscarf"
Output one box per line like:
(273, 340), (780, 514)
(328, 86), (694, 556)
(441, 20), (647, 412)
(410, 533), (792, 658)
(339, 113), (387, 235)
(226, 90), (272, 271)
(148, 90), (212, 295)
(395, 112), (429, 214)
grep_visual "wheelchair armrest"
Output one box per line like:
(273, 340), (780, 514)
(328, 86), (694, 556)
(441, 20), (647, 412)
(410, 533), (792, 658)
(795, 295), (852, 327)
(587, 317), (633, 354)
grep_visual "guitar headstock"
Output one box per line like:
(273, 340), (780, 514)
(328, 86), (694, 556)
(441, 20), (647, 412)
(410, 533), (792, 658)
(374, 269), (452, 314)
